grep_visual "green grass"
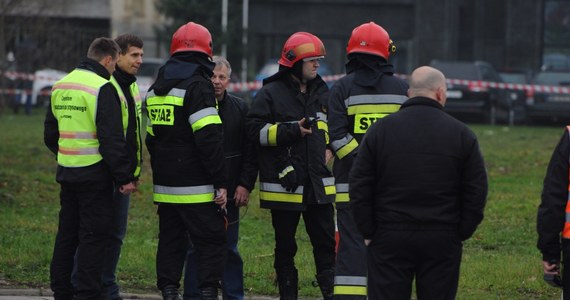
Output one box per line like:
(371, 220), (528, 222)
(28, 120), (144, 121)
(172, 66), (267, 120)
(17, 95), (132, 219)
(0, 108), (566, 299)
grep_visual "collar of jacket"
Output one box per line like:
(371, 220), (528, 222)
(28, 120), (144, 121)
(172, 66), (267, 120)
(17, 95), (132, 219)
(401, 96), (444, 110)
(78, 57), (112, 79)
(114, 65), (136, 86)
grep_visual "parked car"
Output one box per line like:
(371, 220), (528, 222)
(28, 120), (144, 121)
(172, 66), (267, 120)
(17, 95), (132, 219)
(499, 69), (532, 124)
(137, 57), (164, 98)
(525, 70), (570, 123)
(430, 60), (513, 125)
(32, 68), (68, 107)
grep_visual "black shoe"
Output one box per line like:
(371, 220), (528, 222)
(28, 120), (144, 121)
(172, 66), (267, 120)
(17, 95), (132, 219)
(162, 285), (181, 300)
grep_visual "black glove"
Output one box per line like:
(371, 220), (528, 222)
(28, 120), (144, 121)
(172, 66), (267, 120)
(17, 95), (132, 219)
(279, 163), (298, 192)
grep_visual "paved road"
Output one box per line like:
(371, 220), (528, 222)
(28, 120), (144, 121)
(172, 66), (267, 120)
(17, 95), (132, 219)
(0, 288), (282, 300)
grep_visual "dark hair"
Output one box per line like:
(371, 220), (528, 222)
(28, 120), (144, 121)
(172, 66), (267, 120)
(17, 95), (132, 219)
(87, 37), (120, 61)
(115, 34), (144, 55)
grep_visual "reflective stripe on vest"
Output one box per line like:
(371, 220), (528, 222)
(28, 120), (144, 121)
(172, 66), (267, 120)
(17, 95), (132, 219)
(110, 76), (143, 177)
(331, 134), (359, 159)
(333, 275), (367, 296)
(259, 182), (304, 203)
(153, 184), (215, 204)
(110, 76), (130, 135)
(335, 183), (349, 203)
(51, 69), (106, 167)
(131, 82), (143, 177)
(564, 126), (570, 239)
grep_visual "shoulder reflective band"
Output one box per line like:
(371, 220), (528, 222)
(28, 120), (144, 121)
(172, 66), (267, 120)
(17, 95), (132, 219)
(345, 94), (408, 115)
(146, 88), (187, 103)
(334, 276), (367, 296)
(259, 123), (279, 146)
(335, 183), (349, 203)
(189, 107), (222, 132)
(153, 184), (215, 204)
(323, 177), (336, 195)
(331, 134), (358, 159)
(259, 182), (303, 203)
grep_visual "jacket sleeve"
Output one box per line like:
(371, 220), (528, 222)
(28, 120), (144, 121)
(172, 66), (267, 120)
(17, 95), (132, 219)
(96, 83), (135, 185)
(44, 103), (59, 156)
(187, 81), (227, 189)
(537, 130), (569, 261)
(349, 125), (379, 239)
(237, 102), (259, 191)
(327, 81), (357, 159)
(458, 132), (488, 241)
(246, 87), (302, 148)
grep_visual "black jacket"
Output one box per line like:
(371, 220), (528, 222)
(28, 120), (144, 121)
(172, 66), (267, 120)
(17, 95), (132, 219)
(218, 91), (258, 198)
(145, 53), (227, 192)
(537, 127), (570, 262)
(114, 66), (142, 179)
(44, 58), (134, 185)
(327, 58), (408, 209)
(350, 97), (488, 241)
(247, 72), (334, 211)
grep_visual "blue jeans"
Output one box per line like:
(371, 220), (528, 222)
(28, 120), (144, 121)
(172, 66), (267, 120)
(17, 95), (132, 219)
(72, 187), (130, 300)
(183, 204), (243, 300)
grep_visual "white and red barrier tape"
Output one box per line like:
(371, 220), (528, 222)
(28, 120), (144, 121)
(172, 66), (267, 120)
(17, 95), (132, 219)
(1, 70), (569, 96)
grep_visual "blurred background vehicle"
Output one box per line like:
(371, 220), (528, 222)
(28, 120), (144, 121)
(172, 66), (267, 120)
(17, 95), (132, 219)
(136, 57), (164, 98)
(525, 69), (570, 123)
(430, 60), (515, 125)
(498, 69), (533, 124)
(31, 68), (68, 108)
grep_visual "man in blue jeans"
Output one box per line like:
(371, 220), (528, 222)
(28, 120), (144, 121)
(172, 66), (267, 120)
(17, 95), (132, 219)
(183, 56), (258, 300)
(70, 34), (144, 300)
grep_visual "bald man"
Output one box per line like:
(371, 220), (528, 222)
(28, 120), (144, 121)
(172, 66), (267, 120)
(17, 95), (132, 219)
(349, 66), (488, 299)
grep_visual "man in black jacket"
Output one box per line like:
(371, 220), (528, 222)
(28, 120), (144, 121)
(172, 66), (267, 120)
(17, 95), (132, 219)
(44, 37), (137, 300)
(350, 66), (488, 300)
(145, 22), (227, 300)
(537, 125), (570, 296)
(327, 22), (408, 299)
(183, 56), (258, 300)
(246, 32), (336, 299)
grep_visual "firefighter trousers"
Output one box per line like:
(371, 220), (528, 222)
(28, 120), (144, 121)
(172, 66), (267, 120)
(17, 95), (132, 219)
(334, 207), (368, 299)
(270, 204), (335, 274)
(156, 203), (227, 292)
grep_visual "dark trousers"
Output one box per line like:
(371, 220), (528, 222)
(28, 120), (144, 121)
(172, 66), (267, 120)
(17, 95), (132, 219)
(563, 243), (570, 300)
(367, 229), (462, 300)
(156, 203), (227, 291)
(334, 207), (368, 299)
(270, 203), (335, 274)
(184, 203), (243, 300)
(50, 181), (115, 300)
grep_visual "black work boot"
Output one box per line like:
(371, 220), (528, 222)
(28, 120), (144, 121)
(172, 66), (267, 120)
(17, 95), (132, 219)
(199, 286), (218, 300)
(276, 266), (298, 300)
(161, 285), (181, 300)
(315, 269), (334, 300)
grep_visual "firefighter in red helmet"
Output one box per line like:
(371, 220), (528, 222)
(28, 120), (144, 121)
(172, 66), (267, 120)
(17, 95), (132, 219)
(246, 32), (336, 299)
(145, 21), (227, 300)
(327, 22), (408, 299)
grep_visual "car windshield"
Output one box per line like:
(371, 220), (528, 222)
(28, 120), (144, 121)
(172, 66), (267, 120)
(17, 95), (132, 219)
(534, 72), (570, 86)
(431, 62), (479, 80)
(500, 73), (527, 84)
